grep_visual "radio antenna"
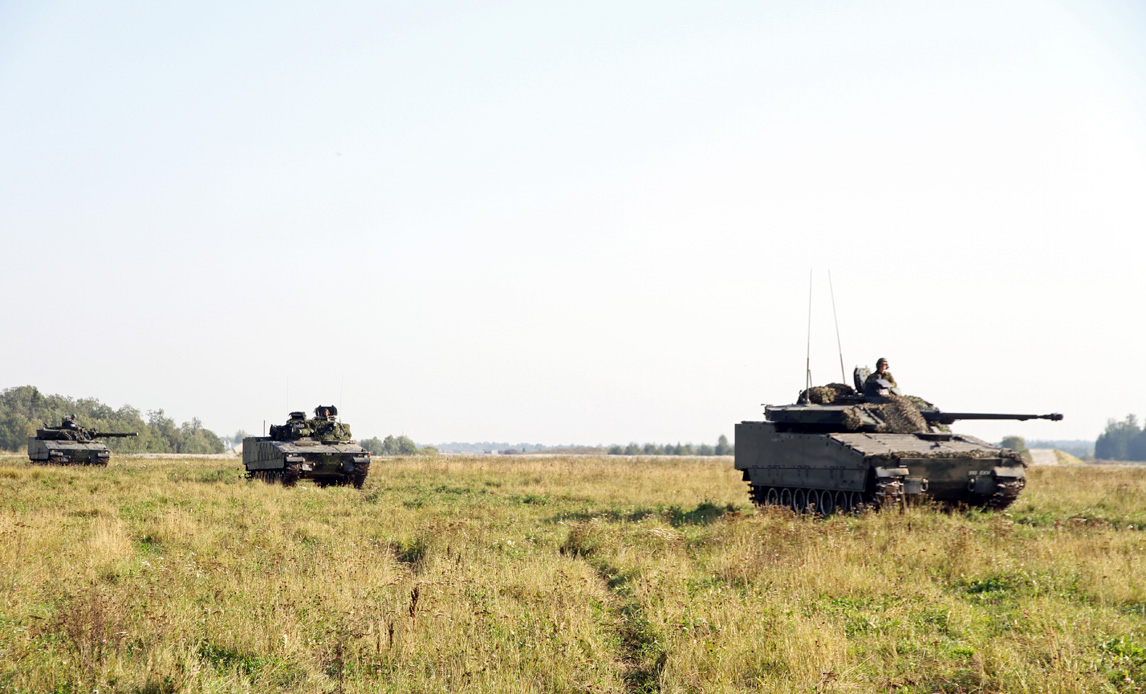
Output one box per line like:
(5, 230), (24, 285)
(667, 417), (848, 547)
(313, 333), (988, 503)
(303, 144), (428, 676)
(805, 270), (813, 391)
(828, 270), (846, 383)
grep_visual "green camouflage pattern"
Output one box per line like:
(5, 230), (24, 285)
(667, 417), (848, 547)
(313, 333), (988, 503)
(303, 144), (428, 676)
(242, 406), (370, 488)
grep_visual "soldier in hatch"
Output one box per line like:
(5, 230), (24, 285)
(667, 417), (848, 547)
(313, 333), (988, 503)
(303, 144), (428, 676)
(60, 415), (86, 441)
(864, 358), (897, 389)
(309, 407), (345, 441)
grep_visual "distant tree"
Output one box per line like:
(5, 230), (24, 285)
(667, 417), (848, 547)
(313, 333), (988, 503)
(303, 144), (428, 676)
(1096, 415), (1142, 461)
(715, 435), (732, 456)
(697, 443), (715, 456)
(360, 434), (431, 456)
(109, 405), (149, 453)
(159, 417), (224, 454)
(146, 410), (178, 453)
(608, 444), (623, 455)
(178, 421), (225, 454)
(0, 412), (32, 451)
(999, 436), (1027, 452)
(1131, 430), (1146, 462)
(359, 437), (385, 455)
(381, 435), (398, 455)
(624, 442), (641, 455)
(677, 443), (694, 456)
(396, 436), (418, 455)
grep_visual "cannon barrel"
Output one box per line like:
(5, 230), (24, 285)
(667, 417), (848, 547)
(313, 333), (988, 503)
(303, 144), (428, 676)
(921, 411), (1063, 426)
(93, 432), (138, 438)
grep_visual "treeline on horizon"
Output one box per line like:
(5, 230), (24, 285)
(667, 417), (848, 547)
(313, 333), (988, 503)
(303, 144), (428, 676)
(1096, 415), (1146, 461)
(608, 435), (733, 456)
(0, 386), (225, 454)
(358, 435), (437, 456)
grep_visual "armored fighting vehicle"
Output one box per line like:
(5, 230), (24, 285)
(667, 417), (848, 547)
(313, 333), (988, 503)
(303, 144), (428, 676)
(28, 415), (137, 466)
(243, 406), (371, 488)
(735, 369), (1062, 513)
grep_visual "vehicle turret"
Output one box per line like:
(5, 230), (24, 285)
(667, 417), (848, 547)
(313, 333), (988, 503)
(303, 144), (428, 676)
(765, 385), (1062, 435)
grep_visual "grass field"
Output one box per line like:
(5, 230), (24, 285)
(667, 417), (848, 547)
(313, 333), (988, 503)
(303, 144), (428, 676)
(1, 454), (1145, 693)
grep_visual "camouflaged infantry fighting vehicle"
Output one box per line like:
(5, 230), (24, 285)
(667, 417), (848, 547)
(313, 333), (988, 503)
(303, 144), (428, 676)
(243, 406), (371, 488)
(28, 415), (137, 466)
(735, 369), (1062, 513)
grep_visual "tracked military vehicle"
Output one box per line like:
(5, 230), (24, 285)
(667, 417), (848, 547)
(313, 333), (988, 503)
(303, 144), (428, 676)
(243, 406), (371, 488)
(735, 369), (1062, 513)
(28, 415), (137, 466)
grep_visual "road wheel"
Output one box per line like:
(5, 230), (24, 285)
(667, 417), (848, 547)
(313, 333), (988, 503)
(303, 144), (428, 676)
(792, 488), (808, 514)
(351, 464), (369, 489)
(817, 490), (836, 516)
(282, 464), (301, 487)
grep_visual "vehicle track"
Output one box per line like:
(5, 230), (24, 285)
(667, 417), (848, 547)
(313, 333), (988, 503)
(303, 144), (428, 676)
(561, 533), (664, 693)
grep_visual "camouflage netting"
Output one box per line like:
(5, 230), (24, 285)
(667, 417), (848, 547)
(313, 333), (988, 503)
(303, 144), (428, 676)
(801, 383), (856, 405)
(841, 407), (865, 431)
(799, 382), (948, 434)
(905, 395), (936, 410)
(904, 395), (949, 432)
(871, 394), (929, 434)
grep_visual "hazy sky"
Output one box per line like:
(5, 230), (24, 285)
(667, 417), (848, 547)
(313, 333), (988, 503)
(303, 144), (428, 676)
(2, 0), (1144, 446)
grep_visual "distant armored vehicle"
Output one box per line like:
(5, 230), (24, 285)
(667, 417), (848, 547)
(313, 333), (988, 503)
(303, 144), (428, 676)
(28, 415), (137, 466)
(243, 406), (371, 488)
(735, 369), (1062, 513)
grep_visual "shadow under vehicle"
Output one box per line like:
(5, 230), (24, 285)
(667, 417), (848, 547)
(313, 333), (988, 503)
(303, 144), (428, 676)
(28, 415), (137, 466)
(735, 369), (1062, 513)
(243, 406), (371, 488)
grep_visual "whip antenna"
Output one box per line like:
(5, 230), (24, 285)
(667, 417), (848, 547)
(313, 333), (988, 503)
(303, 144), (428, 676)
(805, 270), (813, 391)
(828, 270), (846, 383)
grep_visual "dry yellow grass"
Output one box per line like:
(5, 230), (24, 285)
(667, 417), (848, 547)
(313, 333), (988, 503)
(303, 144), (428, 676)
(0, 455), (1144, 693)
(1054, 450), (1087, 465)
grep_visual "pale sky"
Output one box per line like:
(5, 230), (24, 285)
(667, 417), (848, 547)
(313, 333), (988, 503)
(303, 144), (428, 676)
(2, 0), (1144, 446)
